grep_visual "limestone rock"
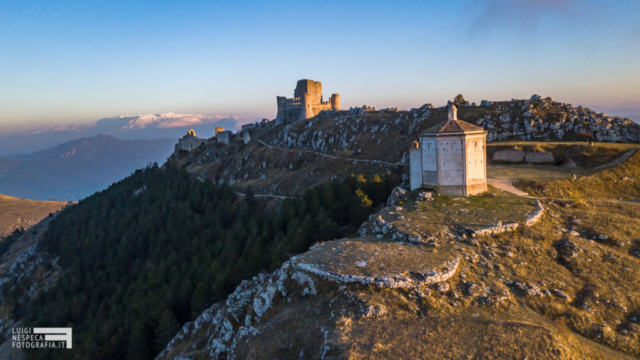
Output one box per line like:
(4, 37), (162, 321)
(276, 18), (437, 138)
(387, 187), (407, 205)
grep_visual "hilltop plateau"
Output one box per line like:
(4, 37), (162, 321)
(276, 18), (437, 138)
(0, 194), (65, 238)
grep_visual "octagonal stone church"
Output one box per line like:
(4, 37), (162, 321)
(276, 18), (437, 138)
(409, 104), (488, 196)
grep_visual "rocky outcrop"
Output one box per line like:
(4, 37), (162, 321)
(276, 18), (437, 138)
(524, 200), (545, 226)
(293, 256), (460, 289)
(157, 251), (459, 360)
(157, 263), (294, 359)
(492, 148), (554, 163)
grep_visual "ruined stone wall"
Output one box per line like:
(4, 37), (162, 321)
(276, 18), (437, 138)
(217, 131), (230, 145)
(175, 136), (204, 153)
(276, 80), (340, 124)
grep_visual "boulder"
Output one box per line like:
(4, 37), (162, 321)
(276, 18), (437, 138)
(492, 149), (526, 162)
(492, 148), (554, 163)
(525, 150), (554, 163)
(530, 94), (542, 101)
(387, 187), (408, 205)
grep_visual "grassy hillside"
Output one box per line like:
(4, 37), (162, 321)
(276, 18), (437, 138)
(0, 194), (65, 238)
(518, 151), (640, 200)
(0, 135), (175, 201)
(2, 164), (399, 360)
(161, 192), (640, 360)
(174, 98), (640, 198)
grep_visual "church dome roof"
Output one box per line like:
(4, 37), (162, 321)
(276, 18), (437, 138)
(423, 119), (486, 134)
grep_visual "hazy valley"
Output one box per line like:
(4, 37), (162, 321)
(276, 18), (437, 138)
(0, 135), (175, 200)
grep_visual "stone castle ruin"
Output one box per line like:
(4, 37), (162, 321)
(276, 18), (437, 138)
(276, 80), (340, 125)
(410, 104), (488, 196)
(175, 129), (204, 153)
(216, 127), (231, 145)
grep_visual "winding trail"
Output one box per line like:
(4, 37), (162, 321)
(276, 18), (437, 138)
(487, 178), (529, 196)
(594, 149), (637, 170)
(234, 191), (291, 199)
(256, 139), (407, 167)
(234, 140), (640, 205)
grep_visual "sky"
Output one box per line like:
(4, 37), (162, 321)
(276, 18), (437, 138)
(1, 0), (639, 133)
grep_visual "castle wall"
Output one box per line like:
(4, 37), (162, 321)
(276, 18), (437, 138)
(276, 80), (339, 124)
(217, 131), (230, 145)
(175, 135), (204, 153)
(294, 80), (322, 98)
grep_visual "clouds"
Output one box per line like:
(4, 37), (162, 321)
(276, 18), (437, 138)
(113, 112), (239, 130)
(467, 0), (576, 33)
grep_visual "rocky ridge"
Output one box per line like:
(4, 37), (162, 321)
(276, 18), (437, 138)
(175, 96), (640, 197)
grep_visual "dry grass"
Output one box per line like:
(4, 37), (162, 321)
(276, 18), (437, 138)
(519, 151), (640, 200)
(297, 238), (460, 278)
(386, 188), (538, 234)
(164, 195), (640, 359)
(0, 194), (65, 238)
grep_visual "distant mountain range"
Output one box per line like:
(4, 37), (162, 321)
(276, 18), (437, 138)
(0, 135), (175, 201)
(0, 113), (259, 157)
(590, 101), (640, 123)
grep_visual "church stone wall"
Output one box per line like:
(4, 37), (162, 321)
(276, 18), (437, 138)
(437, 136), (464, 188)
(464, 134), (487, 195)
(420, 138), (438, 186)
(409, 142), (422, 191)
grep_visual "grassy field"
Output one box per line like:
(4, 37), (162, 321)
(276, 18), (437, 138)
(0, 194), (65, 238)
(488, 142), (639, 180)
(230, 196), (640, 359)
(518, 151), (640, 200)
(297, 237), (460, 279)
(384, 188), (539, 235)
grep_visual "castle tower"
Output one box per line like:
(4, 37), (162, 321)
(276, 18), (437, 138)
(330, 94), (340, 111)
(275, 96), (287, 123)
(299, 92), (314, 121)
(275, 79), (341, 124)
(410, 103), (487, 196)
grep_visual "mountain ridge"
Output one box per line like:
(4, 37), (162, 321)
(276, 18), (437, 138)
(0, 113), (256, 156)
(0, 134), (176, 200)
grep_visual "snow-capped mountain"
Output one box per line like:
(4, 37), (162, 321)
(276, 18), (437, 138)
(0, 113), (261, 156)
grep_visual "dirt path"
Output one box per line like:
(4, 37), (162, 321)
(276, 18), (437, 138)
(256, 139), (407, 167)
(564, 146), (578, 168)
(594, 149), (637, 170)
(487, 178), (528, 196)
(234, 191), (291, 199)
